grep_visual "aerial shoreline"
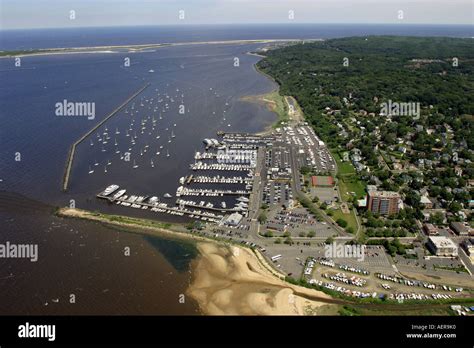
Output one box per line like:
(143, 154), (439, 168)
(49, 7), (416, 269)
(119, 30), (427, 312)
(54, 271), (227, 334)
(57, 207), (336, 315)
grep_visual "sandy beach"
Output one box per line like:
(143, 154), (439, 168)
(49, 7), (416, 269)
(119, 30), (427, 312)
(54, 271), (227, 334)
(188, 242), (336, 315)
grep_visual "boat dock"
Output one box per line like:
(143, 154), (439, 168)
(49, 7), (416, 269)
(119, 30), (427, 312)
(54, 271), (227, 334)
(96, 188), (224, 222)
(176, 187), (250, 197)
(185, 175), (252, 184)
(176, 199), (240, 213)
(190, 162), (254, 171)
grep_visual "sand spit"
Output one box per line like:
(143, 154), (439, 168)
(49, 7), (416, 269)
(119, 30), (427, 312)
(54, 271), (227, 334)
(188, 242), (335, 315)
(0, 38), (319, 59)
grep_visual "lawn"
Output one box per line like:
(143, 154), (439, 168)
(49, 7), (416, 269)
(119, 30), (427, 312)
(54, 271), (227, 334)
(330, 208), (358, 234)
(339, 176), (367, 201)
(331, 150), (355, 176)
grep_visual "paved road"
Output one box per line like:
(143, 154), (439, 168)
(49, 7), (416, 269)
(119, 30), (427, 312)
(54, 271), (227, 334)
(458, 248), (474, 275)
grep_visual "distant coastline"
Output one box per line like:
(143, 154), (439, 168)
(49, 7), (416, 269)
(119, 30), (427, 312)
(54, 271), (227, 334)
(0, 38), (318, 58)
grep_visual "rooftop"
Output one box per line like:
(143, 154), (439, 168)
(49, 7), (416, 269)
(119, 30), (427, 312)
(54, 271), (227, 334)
(368, 191), (400, 198)
(428, 236), (457, 249)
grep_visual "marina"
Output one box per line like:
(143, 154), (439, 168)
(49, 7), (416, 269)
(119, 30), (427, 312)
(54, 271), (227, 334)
(95, 131), (267, 220)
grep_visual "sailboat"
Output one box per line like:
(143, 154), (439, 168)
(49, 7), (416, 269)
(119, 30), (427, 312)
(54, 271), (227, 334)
(90, 139), (94, 146)
(171, 130), (176, 138)
(133, 160), (139, 169)
(88, 166), (94, 174)
(166, 149), (170, 158)
(104, 166), (108, 173)
(115, 127), (120, 135)
(151, 159), (154, 168)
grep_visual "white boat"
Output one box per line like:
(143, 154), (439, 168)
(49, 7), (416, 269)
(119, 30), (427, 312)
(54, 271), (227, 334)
(133, 160), (139, 169)
(102, 184), (119, 196)
(164, 193), (172, 198)
(237, 196), (249, 202)
(151, 159), (154, 168)
(112, 189), (126, 200)
(88, 166), (94, 174)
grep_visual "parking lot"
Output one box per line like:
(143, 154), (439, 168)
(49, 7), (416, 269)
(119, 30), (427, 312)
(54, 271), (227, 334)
(263, 207), (337, 238)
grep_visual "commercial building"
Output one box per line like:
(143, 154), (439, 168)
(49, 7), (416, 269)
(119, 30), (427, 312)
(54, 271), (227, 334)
(427, 236), (458, 257)
(367, 191), (400, 215)
(224, 212), (243, 226)
(423, 223), (439, 236)
(450, 222), (471, 236)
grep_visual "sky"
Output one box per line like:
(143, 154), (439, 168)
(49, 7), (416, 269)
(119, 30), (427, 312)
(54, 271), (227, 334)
(1, 0), (473, 30)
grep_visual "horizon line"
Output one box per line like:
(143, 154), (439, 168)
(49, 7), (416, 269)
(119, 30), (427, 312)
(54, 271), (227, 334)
(2, 22), (474, 31)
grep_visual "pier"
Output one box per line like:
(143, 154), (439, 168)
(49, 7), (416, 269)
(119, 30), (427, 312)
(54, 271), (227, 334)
(62, 83), (150, 191)
(187, 175), (252, 184)
(176, 187), (250, 197)
(96, 191), (225, 222)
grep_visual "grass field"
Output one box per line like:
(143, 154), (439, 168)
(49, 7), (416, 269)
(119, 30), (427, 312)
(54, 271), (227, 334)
(339, 175), (367, 201)
(332, 150), (356, 175)
(330, 207), (358, 233)
(331, 150), (366, 201)
(341, 304), (457, 316)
